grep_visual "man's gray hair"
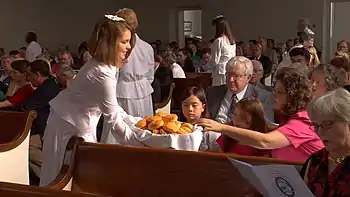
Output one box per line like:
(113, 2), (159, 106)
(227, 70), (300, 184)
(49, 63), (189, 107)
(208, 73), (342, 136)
(251, 60), (263, 70)
(57, 64), (76, 78)
(307, 88), (350, 123)
(226, 56), (253, 75)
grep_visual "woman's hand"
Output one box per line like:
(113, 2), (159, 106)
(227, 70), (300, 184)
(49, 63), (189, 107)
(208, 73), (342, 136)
(196, 118), (225, 132)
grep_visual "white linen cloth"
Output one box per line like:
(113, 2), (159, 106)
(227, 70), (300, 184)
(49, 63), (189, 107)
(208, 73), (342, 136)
(116, 34), (154, 117)
(40, 59), (140, 186)
(211, 36), (236, 86)
(130, 124), (204, 151)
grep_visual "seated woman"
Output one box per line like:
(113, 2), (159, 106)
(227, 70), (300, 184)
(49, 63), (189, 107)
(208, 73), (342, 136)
(0, 60), (34, 108)
(180, 86), (220, 151)
(309, 63), (347, 98)
(197, 67), (324, 162)
(217, 98), (270, 157)
(302, 88), (350, 196)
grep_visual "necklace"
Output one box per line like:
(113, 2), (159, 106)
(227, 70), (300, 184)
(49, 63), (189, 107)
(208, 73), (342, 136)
(328, 156), (346, 164)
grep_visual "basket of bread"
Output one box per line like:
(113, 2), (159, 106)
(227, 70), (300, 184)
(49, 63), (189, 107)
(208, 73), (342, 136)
(131, 112), (203, 151)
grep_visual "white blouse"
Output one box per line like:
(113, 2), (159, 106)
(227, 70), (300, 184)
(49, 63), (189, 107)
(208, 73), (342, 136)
(49, 59), (139, 143)
(26, 41), (42, 62)
(116, 34), (154, 99)
(171, 63), (186, 78)
(211, 36), (236, 75)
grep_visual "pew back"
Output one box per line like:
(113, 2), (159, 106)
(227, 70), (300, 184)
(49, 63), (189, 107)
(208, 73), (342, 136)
(53, 142), (303, 197)
(0, 181), (104, 197)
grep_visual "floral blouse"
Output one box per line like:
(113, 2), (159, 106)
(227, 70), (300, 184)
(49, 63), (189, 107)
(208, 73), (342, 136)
(300, 148), (350, 197)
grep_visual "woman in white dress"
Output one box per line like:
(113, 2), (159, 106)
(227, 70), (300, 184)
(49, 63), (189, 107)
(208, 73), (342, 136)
(39, 14), (139, 186)
(211, 16), (236, 86)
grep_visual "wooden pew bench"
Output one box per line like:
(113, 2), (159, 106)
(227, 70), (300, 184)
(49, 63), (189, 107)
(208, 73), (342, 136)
(0, 110), (36, 184)
(48, 139), (303, 197)
(0, 181), (105, 197)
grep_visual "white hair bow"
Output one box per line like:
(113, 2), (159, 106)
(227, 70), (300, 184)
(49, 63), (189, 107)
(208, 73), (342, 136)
(104, 14), (125, 22)
(214, 15), (224, 20)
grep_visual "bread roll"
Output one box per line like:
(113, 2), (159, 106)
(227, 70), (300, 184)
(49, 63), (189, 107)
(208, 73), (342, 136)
(136, 119), (147, 129)
(148, 119), (164, 130)
(155, 112), (168, 117)
(159, 128), (168, 134)
(181, 123), (194, 131)
(164, 121), (181, 133)
(163, 114), (178, 122)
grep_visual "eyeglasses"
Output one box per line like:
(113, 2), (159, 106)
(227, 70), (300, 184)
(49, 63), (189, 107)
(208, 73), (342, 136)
(226, 73), (247, 80)
(273, 89), (287, 95)
(311, 121), (335, 131)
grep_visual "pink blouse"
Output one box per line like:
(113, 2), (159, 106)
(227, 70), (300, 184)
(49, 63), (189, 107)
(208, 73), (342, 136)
(271, 111), (324, 162)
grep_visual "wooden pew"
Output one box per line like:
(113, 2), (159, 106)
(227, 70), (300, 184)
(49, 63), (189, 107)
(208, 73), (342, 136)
(0, 110), (37, 185)
(0, 181), (105, 197)
(48, 141), (303, 197)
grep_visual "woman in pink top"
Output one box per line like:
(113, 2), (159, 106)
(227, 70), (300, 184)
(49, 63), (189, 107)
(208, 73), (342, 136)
(197, 67), (324, 162)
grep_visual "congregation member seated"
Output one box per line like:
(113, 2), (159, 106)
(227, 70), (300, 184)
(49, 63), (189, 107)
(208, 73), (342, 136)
(180, 86), (220, 151)
(9, 50), (21, 59)
(217, 98), (270, 157)
(51, 51), (74, 73)
(302, 88), (350, 196)
(249, 60), (273, 92)
(154, 54), (173, 100)
(206, 56), (274, 125)
(198, 67), (324, 162)
(197, 48), (212, 73)
(309, 63), (347, 98)
(162, 50), (186, 78)
(0, 55), (13, 94)
(56, 64), (76, 89)
(249, 43), (273, 83)
(0, 60), (34, 108)
(176, 48), (195, 72)
(1, 59), (61, 183)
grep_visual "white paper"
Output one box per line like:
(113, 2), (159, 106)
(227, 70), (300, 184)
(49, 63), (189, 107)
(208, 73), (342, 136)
(228, 158), (314, 197)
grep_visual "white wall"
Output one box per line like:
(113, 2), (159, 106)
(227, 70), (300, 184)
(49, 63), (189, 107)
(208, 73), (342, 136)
(184, 10), (202, 37)
(0, 0), (326, 53)
(332, 1), (350, 55)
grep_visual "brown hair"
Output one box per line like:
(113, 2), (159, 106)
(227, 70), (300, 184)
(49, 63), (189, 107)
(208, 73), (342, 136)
(275, 67), (313, 118)
(214, 18), (235, 45)
(116, 8), (139, 31)
(222, 98), (269, 152)
(11, 59), (29, 73)
(88, 16), (134, 67)
(309, 63), (347, 91)
(331, 56), (350, 72)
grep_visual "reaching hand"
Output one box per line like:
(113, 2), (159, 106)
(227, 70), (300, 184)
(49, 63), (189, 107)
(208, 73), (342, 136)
(195, 118), (224, 133)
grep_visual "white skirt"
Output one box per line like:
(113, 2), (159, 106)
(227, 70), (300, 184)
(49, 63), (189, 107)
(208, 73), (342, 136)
(39, 110), (96, 186)
(117, 95), (153, 117)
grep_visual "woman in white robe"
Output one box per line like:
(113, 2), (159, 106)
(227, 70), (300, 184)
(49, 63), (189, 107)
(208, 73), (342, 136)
(211, 16), (236, 86)
(39, 15), (140, 186)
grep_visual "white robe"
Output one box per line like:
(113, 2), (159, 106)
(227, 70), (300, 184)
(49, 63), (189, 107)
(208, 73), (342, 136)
(116, 34), (154, 117)
(26, 41), (42, 62)
(40, 59), (140, 186)
(211, 36), (236, 86)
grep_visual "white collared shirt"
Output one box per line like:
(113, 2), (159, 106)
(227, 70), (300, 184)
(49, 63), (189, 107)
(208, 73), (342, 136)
(215, 85), (248, 123)
(171, 63), (186, 78)
(26, 41), (42, 62)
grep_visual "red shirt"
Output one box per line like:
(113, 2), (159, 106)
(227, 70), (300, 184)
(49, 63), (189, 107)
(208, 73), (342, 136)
(8, 84), (34, 105)
(217, 135), (270, 157)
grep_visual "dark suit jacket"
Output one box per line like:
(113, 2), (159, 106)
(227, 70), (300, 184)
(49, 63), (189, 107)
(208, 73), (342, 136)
(206, 84), (274, 122)
(1, 76), (61, 138)
(249, 55), (273, 81)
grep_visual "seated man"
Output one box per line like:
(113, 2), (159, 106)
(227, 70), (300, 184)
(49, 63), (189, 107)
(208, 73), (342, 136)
(206, 56), (274, 124)
(249, 60), (273, 92)
(1, 59), (61, 184)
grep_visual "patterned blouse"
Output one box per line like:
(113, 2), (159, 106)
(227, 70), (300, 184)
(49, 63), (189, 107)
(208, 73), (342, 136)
(300, 148), (350, 197)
